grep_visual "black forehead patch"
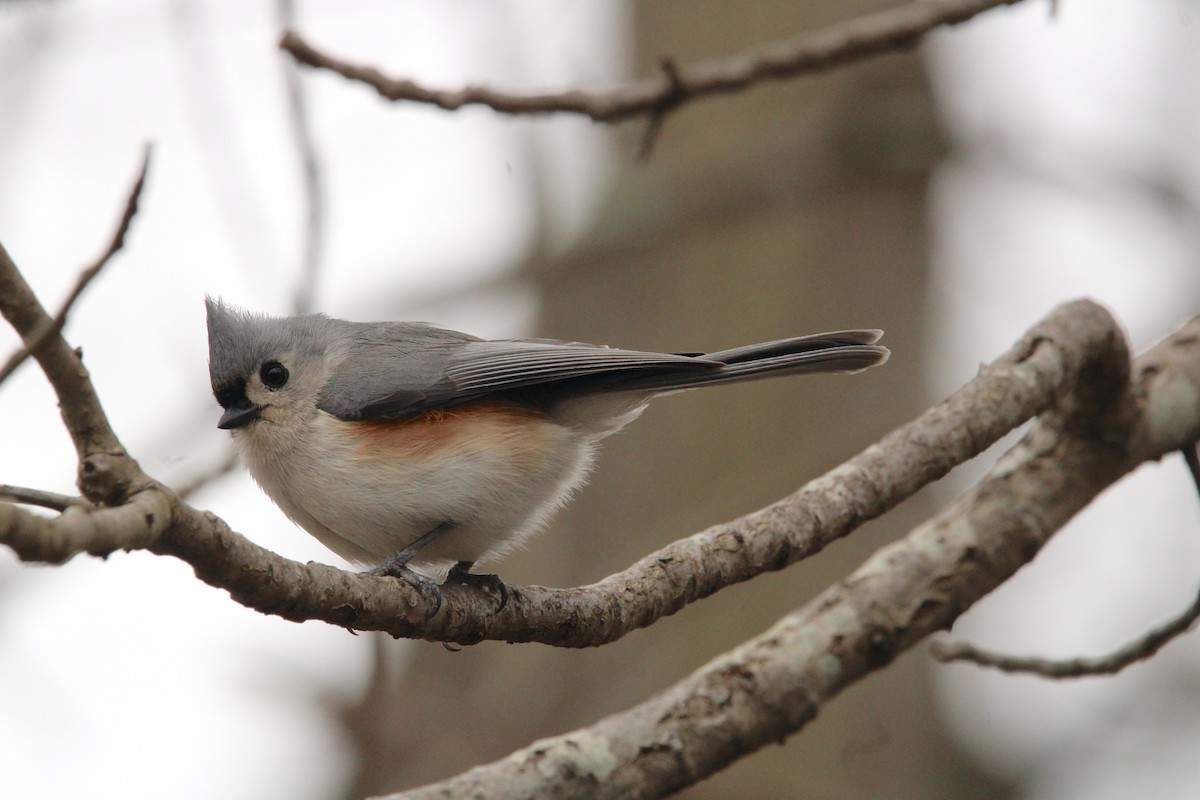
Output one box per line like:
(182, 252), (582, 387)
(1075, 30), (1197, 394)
(213, 378), (247, 410)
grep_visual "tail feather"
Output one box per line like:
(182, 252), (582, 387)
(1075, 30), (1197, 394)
(703, 329), (883, 364)
(597, 331), (889, 396)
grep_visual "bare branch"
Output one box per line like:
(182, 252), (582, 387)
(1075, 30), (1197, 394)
(1182, 441), (1200, 497)
(0, 485), (87, 512)
(1, 489), (171, 564)
(160, 5), (330, 503)
(635, 58), (686, 161)
(172, 448), (240, 502)
(0, 245), (133, 492)
(0, 145), (152, 386)
(931, 589), (1200, 678)
(276, 0), (325, 313)
(280, 0), (1025, 125)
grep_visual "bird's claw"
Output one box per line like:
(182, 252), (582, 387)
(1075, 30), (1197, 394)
(445, 560), (509, 611)
(364, 560), (443, 619)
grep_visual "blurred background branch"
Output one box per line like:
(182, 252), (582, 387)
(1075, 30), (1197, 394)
(280, 0), (1025, 126)
(0, 144), (151, 386)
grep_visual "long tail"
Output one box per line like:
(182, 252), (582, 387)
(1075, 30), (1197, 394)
(603, 330), (888, 395)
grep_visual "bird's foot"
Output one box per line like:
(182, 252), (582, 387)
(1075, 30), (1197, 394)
(364, 555), (443, 618)
(445, 560), (509, 612)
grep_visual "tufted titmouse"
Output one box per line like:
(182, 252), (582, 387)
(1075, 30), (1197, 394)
(205, 299), (888, 604)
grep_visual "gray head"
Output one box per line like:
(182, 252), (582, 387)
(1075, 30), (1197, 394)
(205, 298), (339, 431)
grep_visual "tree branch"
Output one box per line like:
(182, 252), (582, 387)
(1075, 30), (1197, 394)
(171, 448), (241, 502)
(1182, 440), (1200, 497)
(930, 588), (1200, 678)
(1, 489), (171, 564)
(378, 314), (1200, 800)
(8, 223), (1195, 648)
(280, 0), (1026, 124)
(0, 244), (135, 500)
(0, 485), (86, 512)
(277, 0), (325, 314)
(0, 145), (151, 387)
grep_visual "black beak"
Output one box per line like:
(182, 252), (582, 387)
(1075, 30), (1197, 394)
(217, 398), (262, 430)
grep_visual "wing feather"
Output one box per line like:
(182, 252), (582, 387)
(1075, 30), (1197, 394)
(316, 328), (885, 422)
(319, 337), (721, 421)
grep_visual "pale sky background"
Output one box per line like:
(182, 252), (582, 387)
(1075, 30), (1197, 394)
(1, 1), (1198, 799)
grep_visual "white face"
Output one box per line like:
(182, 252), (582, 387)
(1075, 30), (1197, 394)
(245, 354), (295, 425)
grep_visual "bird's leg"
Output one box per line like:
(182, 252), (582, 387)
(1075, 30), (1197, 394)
(445, 560), (509, 612)
(366, 522), (453, 576)
(364, 522), (455, 616)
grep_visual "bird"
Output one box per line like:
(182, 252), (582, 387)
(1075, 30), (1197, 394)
(205, 298), (888, 608)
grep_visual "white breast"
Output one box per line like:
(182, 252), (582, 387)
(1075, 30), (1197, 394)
(234, 404), (599, 571)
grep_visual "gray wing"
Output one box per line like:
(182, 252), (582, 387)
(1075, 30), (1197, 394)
(318, 336), (724, 421)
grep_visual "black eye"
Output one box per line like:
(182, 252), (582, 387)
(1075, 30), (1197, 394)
(260, 361), (289, 390)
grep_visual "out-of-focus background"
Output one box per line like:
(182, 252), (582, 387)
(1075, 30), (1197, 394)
(1, 1), (1198, 798)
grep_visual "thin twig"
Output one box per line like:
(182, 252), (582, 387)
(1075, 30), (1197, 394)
(931, 589), (1200, 678)
(0, 144), (152, 386)
(281, 0), (1025, 124)
(277, 0), (325, 313)
(170, 1), (327, 502)
(636, 58), (686, 161)
(0, 249), (130, 472)
(174, 4), (327, 502)
(173, 448), (240, 502)
(164, 1), (331, 504)
(1182, 442), (1200, 498)
(0, 485), (87, 512)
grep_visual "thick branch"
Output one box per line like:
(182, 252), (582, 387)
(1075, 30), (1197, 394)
(381, 318), (1200, 800)
(280, 0), (1025, 124)
(0, 489), (171, 563)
